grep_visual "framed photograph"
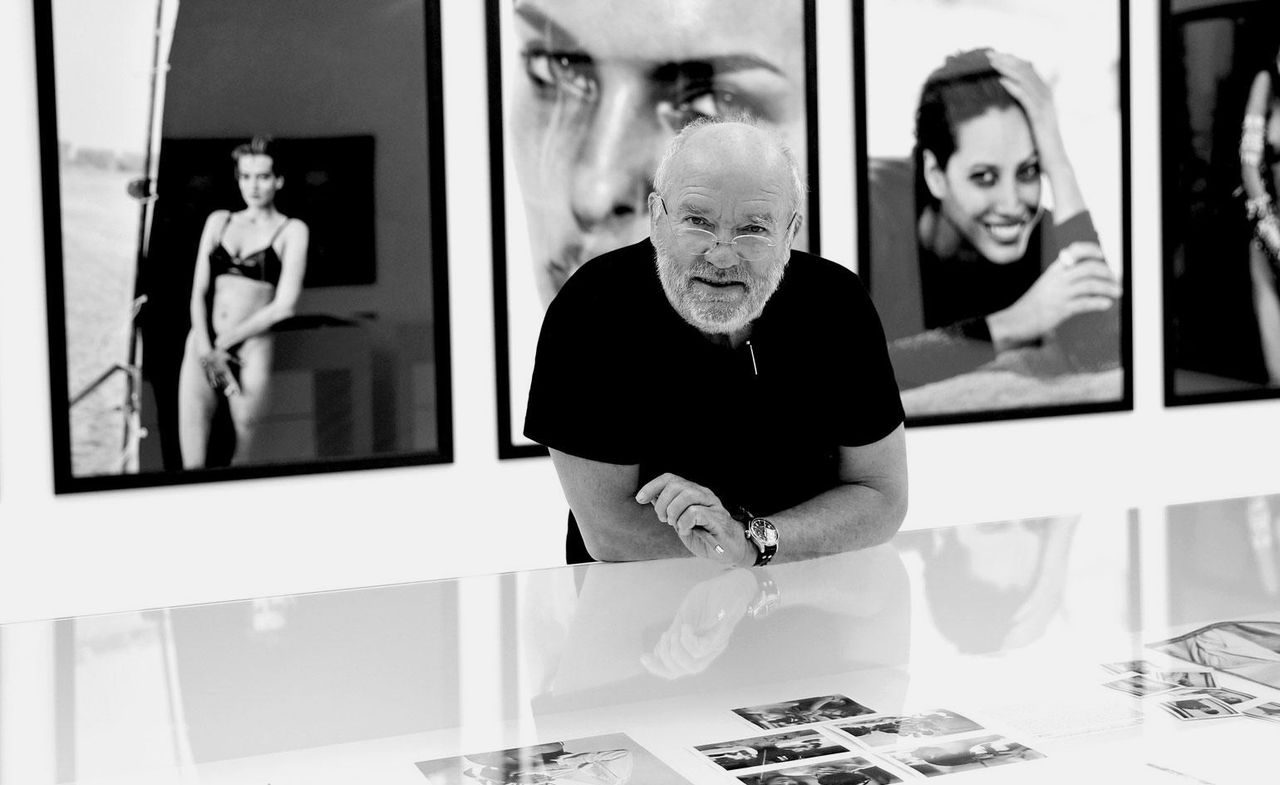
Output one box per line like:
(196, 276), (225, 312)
(487, 0), (820, 458)
(1162, 0), (1280, 405)
(35, 0), (452, 491)
(855, 0), (1132, 425)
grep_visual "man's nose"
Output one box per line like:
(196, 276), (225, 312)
(705, 240), (741, 269)
(569, 75), (658, 235)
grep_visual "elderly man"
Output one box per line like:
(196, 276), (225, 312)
(525, 118), (907, 566)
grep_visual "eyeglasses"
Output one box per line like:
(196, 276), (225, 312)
(657, 197), (794, 263)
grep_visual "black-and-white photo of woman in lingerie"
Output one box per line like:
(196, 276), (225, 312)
(177, 137), (309, 468)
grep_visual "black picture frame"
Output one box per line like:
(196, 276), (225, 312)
(35, 0), (453, 492)
(487, 0), (821, 458)
(1161, 0), (1280, 406)
(854, 0), (1133, 427)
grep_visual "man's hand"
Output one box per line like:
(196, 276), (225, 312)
(635, 473), (753, 566)
(639, 569), (755, 679)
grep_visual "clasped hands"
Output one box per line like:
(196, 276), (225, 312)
(635, 473), (753, 567)
(199, 347), (241, 396)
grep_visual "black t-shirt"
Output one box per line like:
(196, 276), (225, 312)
(525, 238), (904, 562)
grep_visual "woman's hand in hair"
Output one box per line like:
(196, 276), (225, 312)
(988, 50), (1087, 221)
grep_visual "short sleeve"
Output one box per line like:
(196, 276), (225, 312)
(523, 262), (643, 465)
(829, 268), (906, 445)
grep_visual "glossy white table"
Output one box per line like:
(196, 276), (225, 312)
(2, 496), (1278, 784)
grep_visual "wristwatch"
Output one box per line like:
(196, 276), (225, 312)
(743, 517), (779, 567)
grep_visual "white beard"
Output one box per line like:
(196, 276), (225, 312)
(654, 237), (788, 335)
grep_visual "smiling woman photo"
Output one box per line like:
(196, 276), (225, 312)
(868, 47), (1122, 394)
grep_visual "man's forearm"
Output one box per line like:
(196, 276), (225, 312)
(577, 502), (695, 562)
(766, 482), (907, 563)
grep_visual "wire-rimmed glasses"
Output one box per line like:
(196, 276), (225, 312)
(657, 197), (794, 263)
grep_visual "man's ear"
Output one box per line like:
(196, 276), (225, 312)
(648, 192), (662, 233)
(921, 150), (947, 202)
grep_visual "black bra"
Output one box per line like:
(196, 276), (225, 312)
(209, 214), (288, 287)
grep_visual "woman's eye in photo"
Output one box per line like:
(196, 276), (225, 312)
(675, 88), (751, 124)
(523, 50), (597, 101)
(969, 170), (998, 187)
(1018, 162), (1042, 182)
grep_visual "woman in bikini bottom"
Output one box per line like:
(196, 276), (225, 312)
(176, 135), (309, 467)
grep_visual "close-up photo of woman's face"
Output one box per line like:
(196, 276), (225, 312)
(507, 0), (809, 307)
(927, 105), (1043, 264)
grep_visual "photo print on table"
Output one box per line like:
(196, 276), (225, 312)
(885, 734), (1046, 777)
(1102, 674), (1181, 698)
(736, 756), (904, 785)
(1150, 671), (1218, 689)
(1158, 696), (1239, 721)
(35, 0), (453, 492)
(856, 0), (1131, 425)
(1149, 620), (1280, 692)
(1244, 702), (1280, 723)
(488, 0), (820, 457)
(696, 729), (853, 772)
(733, 695), (877, 729)
(830, 709), (983, 748)
(1186, 687), (1255, 706)
(1101, 659), (1162, 675)
(415, 732), (693, 784)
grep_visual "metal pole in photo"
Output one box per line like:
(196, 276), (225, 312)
(121, 0), (180, 472)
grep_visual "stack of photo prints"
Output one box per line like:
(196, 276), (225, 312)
(1100, 660), (1280, 725)
(414, 694), (1047, 783)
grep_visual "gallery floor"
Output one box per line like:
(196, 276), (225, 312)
(1, 494), (1278, 784)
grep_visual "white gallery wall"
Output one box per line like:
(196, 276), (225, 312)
(0, 0), (1276, 625)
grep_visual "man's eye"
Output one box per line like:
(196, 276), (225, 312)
(523, 51), (597, 101)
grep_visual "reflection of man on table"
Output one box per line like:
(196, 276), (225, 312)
(525, 119), (907, 565)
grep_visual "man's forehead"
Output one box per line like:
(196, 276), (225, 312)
(513, 0), (803, 65)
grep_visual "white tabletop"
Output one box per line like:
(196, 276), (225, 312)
(2, 495), (1279, 784)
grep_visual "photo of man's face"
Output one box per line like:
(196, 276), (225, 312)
(508, 0), (809, 306)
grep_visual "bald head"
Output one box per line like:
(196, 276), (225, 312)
(653, 118), (806, 216)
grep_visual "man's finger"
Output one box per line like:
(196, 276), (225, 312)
(634, 473), (675, 504)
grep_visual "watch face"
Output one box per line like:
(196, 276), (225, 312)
(750, 519), (779, 547)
